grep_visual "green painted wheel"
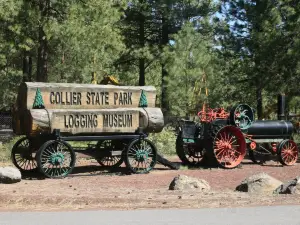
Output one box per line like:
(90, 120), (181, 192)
(125, 138), (157, 174)
(96, 140), (124, 168)
(11, 137), (38, 172)
(37, 140), (76, 179)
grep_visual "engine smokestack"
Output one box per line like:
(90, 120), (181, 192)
(277, 94), (286, 120)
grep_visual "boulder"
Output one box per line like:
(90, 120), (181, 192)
(235, 173), (282, 194)
(274, 177), (300, 194)
(169, 174), (210, 191)
(0, 167), (22, 184)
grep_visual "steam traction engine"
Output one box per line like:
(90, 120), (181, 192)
(176, 103), (299, 168)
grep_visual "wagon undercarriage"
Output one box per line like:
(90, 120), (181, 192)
(11, 130), (158, 178)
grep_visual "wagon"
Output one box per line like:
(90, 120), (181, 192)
(11, 82), (164, 178)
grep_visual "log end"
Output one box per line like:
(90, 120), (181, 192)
(140, 108), (164, 133)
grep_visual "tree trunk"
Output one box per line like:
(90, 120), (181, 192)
(138, 12), (145, 86)
(22, 52), (29, 82)
(28, 56), (32, 81)
(256, 85), (263, 119)
(161, 16), (169, 115)
(36, 0), (49, 82)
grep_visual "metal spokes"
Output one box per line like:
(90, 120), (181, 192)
(97, 156), (123, 167)
(183, 142), (205, 165)
(278, 140), (298, 166)
(37, 140), (76, 178)
(125, 138), (157, 174)
(213, 126), (246, 169)
(11, 137), (37, 172)
(96, 140), (123, 168)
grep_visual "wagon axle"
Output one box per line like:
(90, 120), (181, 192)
(49, 153), (65, 166)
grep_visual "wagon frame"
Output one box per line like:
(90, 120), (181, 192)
(11, 128), (158, 179)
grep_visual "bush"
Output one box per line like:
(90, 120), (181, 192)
(0, 135), (22, 163)
(148, 127), (177, 156)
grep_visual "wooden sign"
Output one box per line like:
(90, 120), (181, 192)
(24, 108), (164, 136)
(17, 82), (156, 110)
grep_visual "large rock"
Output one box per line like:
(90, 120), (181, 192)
(0, 167), (22, 184)
(169, 174), (210, 191)
(274, 177), (300, 194)
(235, 173), (282, 194)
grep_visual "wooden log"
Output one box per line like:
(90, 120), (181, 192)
(24, 108), (164, 136)
(18, 82), (157, 111)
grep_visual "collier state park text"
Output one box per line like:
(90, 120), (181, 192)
(49, 91), (135, 129)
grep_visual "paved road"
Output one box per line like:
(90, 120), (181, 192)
(1, 205), (300, 225)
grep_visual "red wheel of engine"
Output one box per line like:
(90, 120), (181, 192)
(277, 140), (298, 166)
(213, 126), (246, 169)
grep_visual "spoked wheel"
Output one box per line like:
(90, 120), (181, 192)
(176, 133), (205, 166)
(277, 140), (298, 166)
(95, 140), (124, 168)
(125, 138), (157, 174)
(11, 137), (38, 172)
(36, 140), (76, 178)
(212, 126), (246, 169)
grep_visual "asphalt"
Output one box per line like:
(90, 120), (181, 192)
(1, 205), (300, 225)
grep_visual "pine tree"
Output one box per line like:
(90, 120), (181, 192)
(32, 88), (45, 109)
(139, 90), (148, 107)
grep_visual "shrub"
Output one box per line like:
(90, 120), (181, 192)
(0, 135), (23, 163)
(148, 127), (177, 156)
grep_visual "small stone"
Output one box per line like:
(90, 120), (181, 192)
(162, 201), (167, 204)
(274, 176), (300, 194)
(69, 185), (72, 187)
(178, 196), (182, 199)
(0, 167), (22, 184)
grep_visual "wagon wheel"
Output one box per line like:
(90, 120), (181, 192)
(212, 126), (246, 169)
(176, 132), (205, 166)
(95, 140), (124, 168)
(11, 137), (38, 172)
(125, 138), (157, 174)
(277, 140), (298, 166)
(36, 140), (76, 178)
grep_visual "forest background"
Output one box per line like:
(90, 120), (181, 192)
(0, 0), (300, 122)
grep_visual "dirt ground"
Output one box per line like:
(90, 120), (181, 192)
(1, 155), (300, 212)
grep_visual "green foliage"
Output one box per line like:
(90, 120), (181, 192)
(0, 0), (299, 120)
(0, 135), (22, 163)
(163, 23), (216, 116)
(148, 127), (177, 156)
